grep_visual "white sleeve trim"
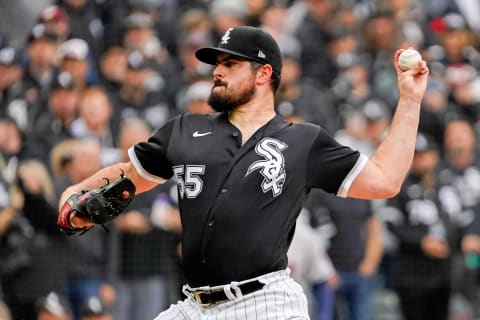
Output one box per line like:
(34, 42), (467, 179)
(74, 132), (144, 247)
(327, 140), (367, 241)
(336, 153), (369, 198)
(128, 147), (166, 184)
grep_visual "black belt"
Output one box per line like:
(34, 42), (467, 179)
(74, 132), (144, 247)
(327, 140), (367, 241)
(192, 280), (265, 307)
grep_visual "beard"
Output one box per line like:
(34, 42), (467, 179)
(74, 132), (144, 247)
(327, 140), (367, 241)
(208, 78), (256, 112)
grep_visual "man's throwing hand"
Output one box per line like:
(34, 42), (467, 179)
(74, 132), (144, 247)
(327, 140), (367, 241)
(394, 48), (429, 105)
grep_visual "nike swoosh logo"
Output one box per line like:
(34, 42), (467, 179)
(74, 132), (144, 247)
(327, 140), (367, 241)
(193, 131), (212, 137)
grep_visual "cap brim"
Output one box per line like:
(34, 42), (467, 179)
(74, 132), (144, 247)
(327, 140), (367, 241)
(195, 47), (253, 65)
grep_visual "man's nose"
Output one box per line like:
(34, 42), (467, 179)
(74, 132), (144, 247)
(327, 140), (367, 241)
(212, 64), (224, 78)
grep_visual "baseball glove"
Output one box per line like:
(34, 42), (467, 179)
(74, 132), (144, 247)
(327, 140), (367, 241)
(57, 171), (136, 235)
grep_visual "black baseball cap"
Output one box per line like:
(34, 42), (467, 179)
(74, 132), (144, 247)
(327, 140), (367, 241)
(28, 24), (59, 43)
(0, 47), (23, 66)
(195, 26), (282, 76)
(36, 292), (72, 317)
(51, 71), (75, 90)
(81, 296), (110, 316)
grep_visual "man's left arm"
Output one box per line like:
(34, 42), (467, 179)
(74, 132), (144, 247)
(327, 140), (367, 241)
(348, 49), (429, 199)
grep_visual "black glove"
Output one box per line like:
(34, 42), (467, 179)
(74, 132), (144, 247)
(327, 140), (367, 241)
(57, 171), (136, 235)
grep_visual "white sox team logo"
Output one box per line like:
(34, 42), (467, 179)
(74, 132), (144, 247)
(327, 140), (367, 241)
(246, 138), (288, 197)
(221, 28), (233, 44)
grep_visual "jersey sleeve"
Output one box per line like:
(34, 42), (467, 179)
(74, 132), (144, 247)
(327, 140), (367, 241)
(306, 128), (368, 197)
(128, 117), (176, 182)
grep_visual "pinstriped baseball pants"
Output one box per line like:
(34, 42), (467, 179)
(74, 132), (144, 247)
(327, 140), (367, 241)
(154, 269), (310, 320)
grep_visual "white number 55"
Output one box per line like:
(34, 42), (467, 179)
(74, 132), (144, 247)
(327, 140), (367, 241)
(173, 165), (205, 199)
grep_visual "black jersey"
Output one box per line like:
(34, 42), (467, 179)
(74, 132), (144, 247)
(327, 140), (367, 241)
(129, 112), (367, 286)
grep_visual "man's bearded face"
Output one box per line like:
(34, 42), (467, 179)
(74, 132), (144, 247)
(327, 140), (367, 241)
(208, 75), (256, 112)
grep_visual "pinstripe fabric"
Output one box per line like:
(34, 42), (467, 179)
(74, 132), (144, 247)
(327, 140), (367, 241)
(154, 269), (310, 320)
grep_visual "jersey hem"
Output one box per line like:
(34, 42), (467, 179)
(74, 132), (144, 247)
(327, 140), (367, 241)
(336, 153), (369, 198)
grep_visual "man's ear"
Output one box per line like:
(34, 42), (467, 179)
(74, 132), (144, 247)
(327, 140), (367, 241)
(256, 64), (273, 85)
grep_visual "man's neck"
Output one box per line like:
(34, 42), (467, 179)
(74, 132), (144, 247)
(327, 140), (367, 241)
(228, 97), (276, 145)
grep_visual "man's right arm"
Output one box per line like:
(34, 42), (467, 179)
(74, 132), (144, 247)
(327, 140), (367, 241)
(58, 161), (163, 229)
(347, 49), (429, 200)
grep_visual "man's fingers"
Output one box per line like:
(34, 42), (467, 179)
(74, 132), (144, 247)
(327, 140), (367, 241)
(71, 214), (95, 228)
(393, 48), (405, 74)
(394, 48), (429, 77)
(412, 60), (428, 74)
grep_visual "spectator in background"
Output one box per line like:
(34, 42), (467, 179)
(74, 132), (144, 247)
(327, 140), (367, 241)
(175, 11), (214, 105)
(330, 57), (374, 116)
(244, 0), (270, 26)
(275, 40), (340, 134)
(361, 98), (392, 150)
(177, 80), (214, 115)
(2, 160), (68, 320)
(96, 0), (130, 51)
(28, 71), (79, 166)
(302, 97), (387, 320)
(61, 0), (104, 61)
(418, 76), (451, 150)
(126, 0), (179, 57)
(58, 38), (98, 91)
(287, 211), (336, 320)
(439, 119), (480, 318)
(176, 25), (214, 87)
(38, 5), (71, 44)
(36, 292), (73, 320)
(380, 0), (428, 48)
(0, 46), (34, 136)
(0, 118), (37, 182)
(294, 0), (338, 87)
(71, 86), (122, 166)
(113, 119), (182, 320)
(50, 139), (116, 320)
(257, 0), (290, 45)
(177, 8), (212, 40)
(111, 51), (173, 130)
(23, 24), (60, 116)
(334, 109), (373, 161)
(209, 0), (249, 43)
(361, 9), (403, 107)
(440, 120), (480, 217)
(327, 27), (361, 74)
(427, 13), (480, 126)
(121, 7), (182, 99)
(0, 170), (22, 320)
(98, 44), (128, 100)
(122, 11), (166, 63)
(306, 190), (383, 320)
(385, 133), (456, 320)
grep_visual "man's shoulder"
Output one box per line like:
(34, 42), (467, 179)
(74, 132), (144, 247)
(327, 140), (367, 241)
(286, 121), (323, 135)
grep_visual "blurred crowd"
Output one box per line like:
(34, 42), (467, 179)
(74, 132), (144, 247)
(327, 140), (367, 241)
(0, 0), (480, 319)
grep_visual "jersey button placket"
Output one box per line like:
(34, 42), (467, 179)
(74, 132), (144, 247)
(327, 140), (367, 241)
(220, 188), (228, 194)
(207, 220), (214, 227)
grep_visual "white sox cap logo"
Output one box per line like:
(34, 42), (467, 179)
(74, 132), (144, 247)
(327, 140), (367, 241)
(220, 28), (233, 44)
(246, 138), (288, 197)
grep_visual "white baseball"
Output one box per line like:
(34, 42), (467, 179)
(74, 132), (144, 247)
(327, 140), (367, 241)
(398, 49), (422, 71)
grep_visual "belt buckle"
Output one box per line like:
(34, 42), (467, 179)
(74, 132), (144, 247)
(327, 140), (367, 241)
(193, 290), (211, 307)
